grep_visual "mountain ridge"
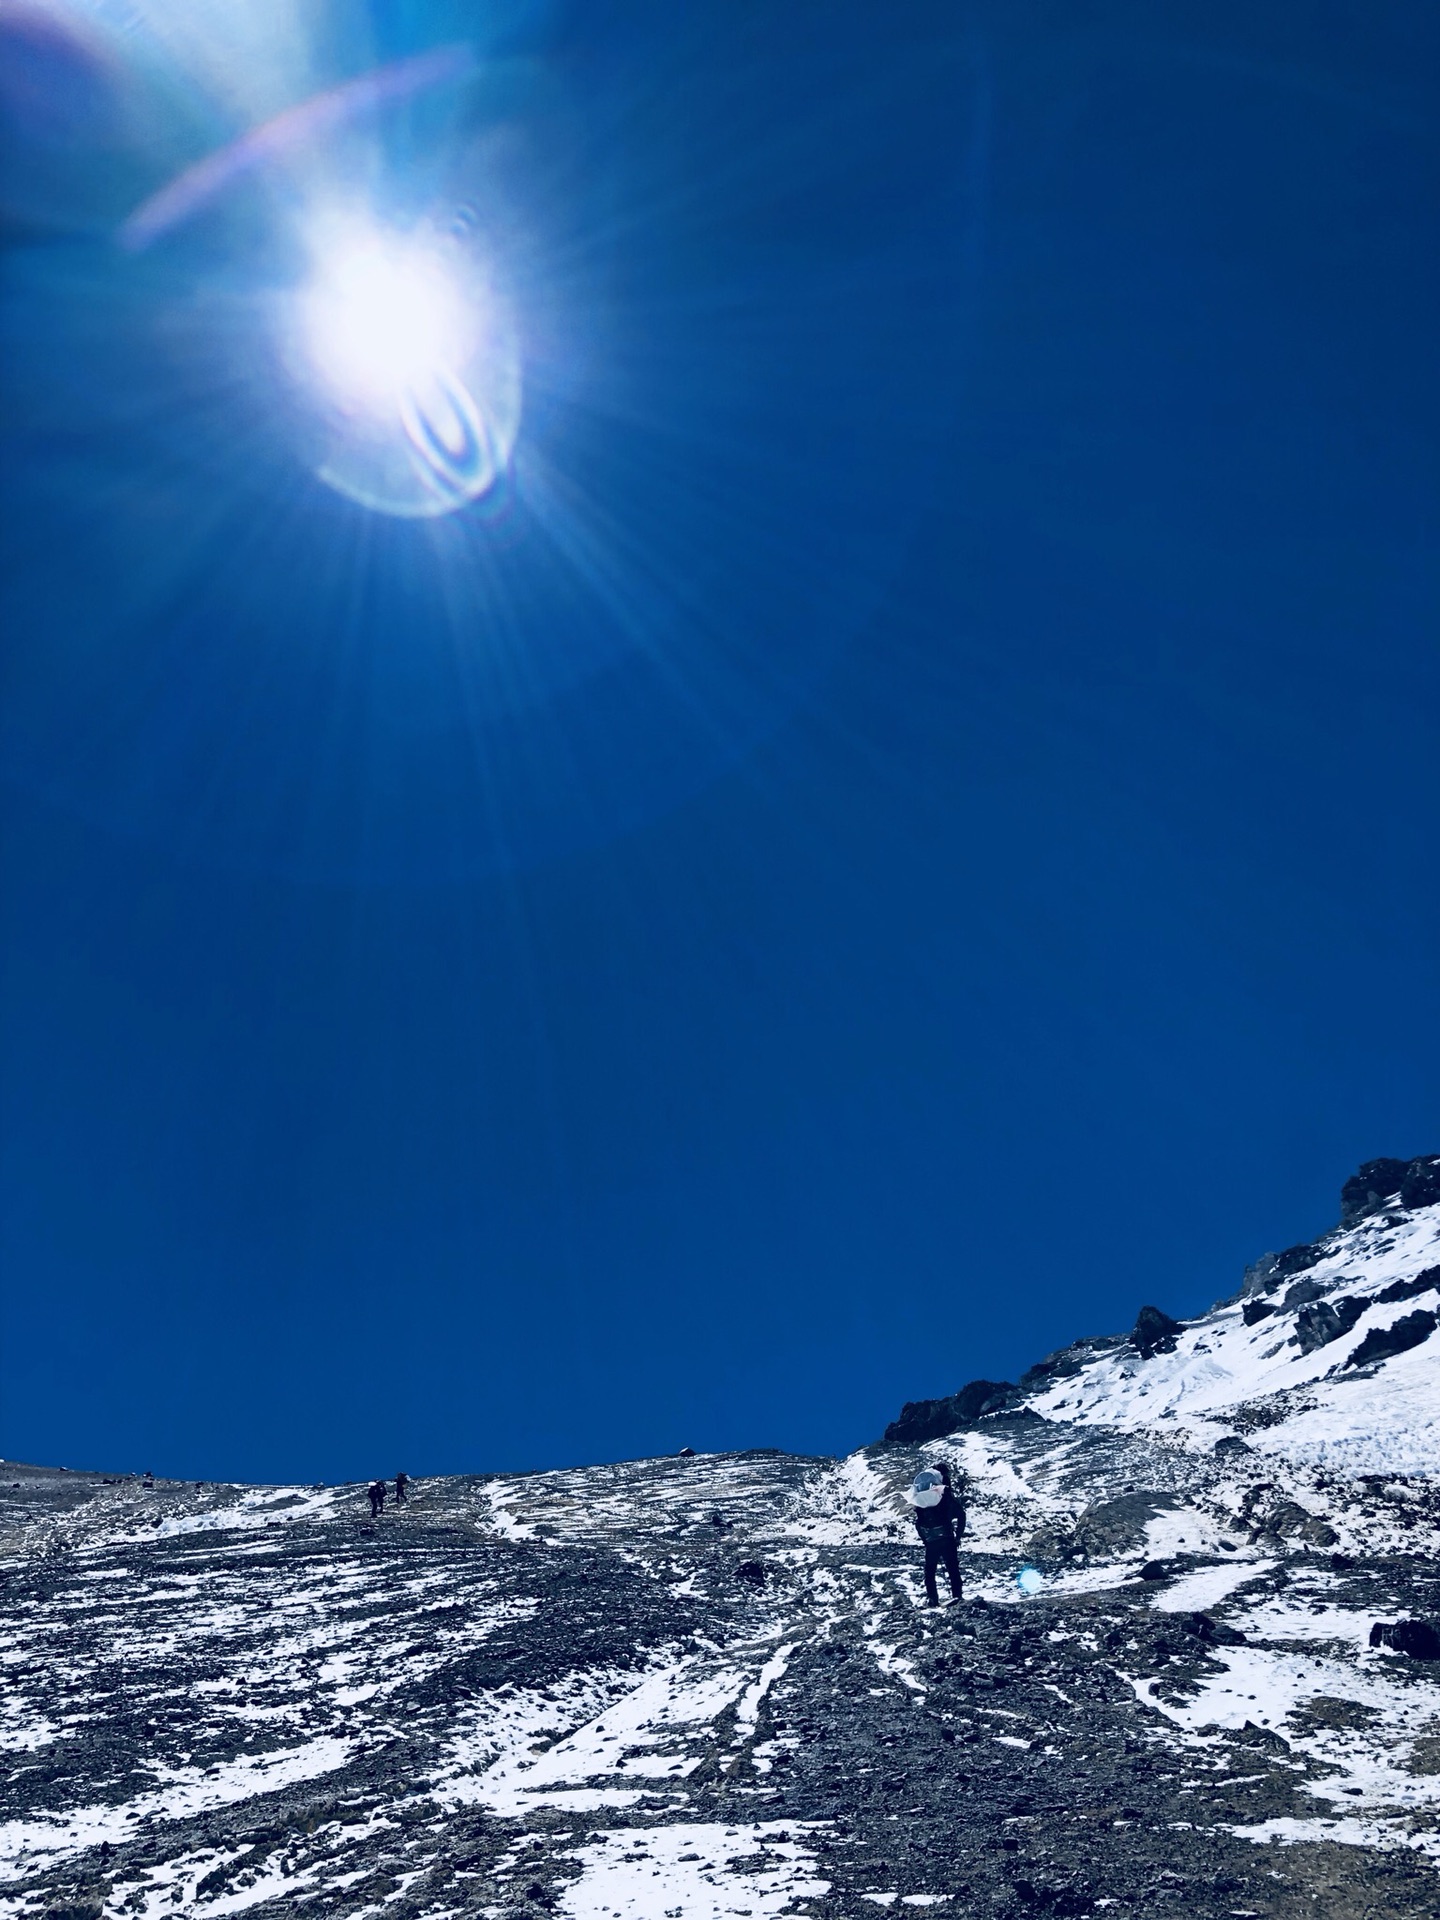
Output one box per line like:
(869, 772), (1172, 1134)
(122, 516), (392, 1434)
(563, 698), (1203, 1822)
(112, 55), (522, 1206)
(4, 1154), (1440, 1920)
(882, 1152), (1440, 1462)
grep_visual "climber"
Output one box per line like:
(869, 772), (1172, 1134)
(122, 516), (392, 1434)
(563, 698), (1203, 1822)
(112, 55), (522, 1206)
(394, 1471), (409, 1506)
(367, 1479), (386, 1518)
(908, 1462), (965, 1607)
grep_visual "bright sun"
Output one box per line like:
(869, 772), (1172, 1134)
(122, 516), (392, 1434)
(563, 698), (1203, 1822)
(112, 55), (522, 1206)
(299, 227), (465, 412)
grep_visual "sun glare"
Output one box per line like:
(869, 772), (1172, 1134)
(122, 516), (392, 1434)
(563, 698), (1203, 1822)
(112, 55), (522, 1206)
(300, 228), (465, 412)
(286, 212), (522, 516)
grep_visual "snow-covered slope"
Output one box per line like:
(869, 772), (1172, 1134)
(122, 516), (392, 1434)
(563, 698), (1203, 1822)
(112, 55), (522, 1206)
(1023, 1190), (1440, 1475)
(7, 1435), (1440, 1920)
(4, 1158), (1440, 1920)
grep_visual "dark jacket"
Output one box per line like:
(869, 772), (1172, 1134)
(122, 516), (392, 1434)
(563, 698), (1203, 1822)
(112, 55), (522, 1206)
(911, 1487), (965, 1541)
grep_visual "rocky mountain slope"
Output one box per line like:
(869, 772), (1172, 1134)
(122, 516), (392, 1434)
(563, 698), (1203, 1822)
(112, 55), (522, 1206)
(4, 1158), (1440, 1920)
(887, 1152), (1440, 1467)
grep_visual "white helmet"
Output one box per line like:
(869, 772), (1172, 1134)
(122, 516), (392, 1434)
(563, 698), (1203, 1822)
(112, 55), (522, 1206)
(909, 1469), (945, 1508)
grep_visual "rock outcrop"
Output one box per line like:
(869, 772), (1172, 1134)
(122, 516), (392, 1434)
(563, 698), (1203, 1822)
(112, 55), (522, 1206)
(1376, 1266), (1440, 1305)
(1344, 1308), (1437, 1370)
(1274, 1241), (1322, 1278)
(1402, 1155), (1440, 1210)
(882, 1378), (1016, 1444)
(1341, 1152), (1440, 1222)
(1293, 1295), (1364, 1355)
(1129, 1303), (1184, 1358)
(883, 1155), (1440, 1451)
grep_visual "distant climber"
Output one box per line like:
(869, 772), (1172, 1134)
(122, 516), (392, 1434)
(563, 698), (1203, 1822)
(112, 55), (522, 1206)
(908, 1463), (965, 1607)
(394, 1472), (409, 1506)
(368, 1479), (386, 1518)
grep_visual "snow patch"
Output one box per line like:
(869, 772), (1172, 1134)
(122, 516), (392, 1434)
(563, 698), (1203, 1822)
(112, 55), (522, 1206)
(559, 1822), (828, 1920)
(0, 1736), (353, 1882)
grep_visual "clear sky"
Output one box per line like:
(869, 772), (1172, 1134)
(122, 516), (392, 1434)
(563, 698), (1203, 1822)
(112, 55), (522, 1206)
(2, 1), (1437, 1485)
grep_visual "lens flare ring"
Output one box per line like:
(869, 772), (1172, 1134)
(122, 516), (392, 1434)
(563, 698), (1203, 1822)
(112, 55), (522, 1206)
(288, 215), (522, 519)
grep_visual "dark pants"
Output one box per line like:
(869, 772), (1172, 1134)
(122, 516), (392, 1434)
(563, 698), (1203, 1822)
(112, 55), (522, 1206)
(369, 1492), (383, 1517)
(922, 1532), (962, 1605)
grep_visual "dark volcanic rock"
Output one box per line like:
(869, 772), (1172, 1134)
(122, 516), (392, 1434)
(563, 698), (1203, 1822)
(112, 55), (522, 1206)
(883, 1397), (965, 1445)
(883, 1380), (1016, 1444)
(1344, 1309), (1437, 1369)
(1130, 1305), (1184, 1358)
(1240, 1252), (1281, 1297)
(1376, 1266), (1440, 1305)
(1293, 1297), (1364, 1356)
(1255, 1500), (1337, 1547)
(1340, 1157), (1411, 1222)
(1017, 1337), (1123, 1395)
(1401, 1156), (1440, 1211)
(1274, 1243), (1322, 1279)
(951, 1377), (1021, 1422)
(1074, 1490), (1180, 1557)
(1242, 1299), (1275, 1325)
(1281, 1276), (1330, 1310)
(1370, 1619), (1440, 1659)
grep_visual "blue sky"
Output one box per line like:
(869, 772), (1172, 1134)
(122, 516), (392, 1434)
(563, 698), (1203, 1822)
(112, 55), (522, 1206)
(1, 1), (1436, 1483)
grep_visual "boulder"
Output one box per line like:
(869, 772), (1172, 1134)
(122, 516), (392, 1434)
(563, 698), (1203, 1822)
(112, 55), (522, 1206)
(1301, 1518), (1340, 1547)
(1241, 1299), (1275, 1325)
(1212, 1435), (1253, 1457)
(1344, 1309), (1437, 1370)
(1370, 1619), (1440, 1660)
(1293, 1296), (1364, 1356)
(1281, 1276), (1330, 1310)
(1130, 1305), (1184, 1359)
(1179, 1611), (1245, 1646)
(1074, 1490), (1180, 1557)
(1261, 1500), (1313, 1539)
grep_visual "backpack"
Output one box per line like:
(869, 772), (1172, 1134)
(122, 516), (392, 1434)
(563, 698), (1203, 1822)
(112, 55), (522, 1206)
(917, 1493), (966, 1541)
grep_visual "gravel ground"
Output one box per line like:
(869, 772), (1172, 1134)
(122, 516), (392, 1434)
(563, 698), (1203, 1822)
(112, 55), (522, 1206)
(3, 1430), (1439, 1920)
